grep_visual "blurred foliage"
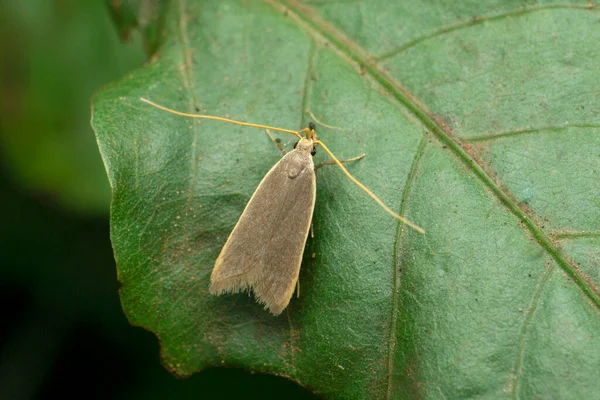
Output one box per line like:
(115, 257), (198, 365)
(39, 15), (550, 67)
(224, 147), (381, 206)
(0, 0), (146, 214)
(0, 0), (315, 398)
(107, 0), (168, 55)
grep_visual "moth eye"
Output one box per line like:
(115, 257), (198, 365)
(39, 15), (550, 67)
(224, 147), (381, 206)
(293, 141), (298, 149)
(311, 147), (316, 156)
(308, 122), (316, 131)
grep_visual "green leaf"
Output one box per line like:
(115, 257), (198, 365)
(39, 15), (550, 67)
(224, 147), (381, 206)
(92, 1), (600, 398)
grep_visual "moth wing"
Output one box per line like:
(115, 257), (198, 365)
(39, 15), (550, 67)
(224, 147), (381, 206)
(209, 150), (316, 315)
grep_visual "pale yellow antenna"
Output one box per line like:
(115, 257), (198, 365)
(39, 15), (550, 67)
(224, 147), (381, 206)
(140, 98), (424, 234)
(140, 98), (302, 139)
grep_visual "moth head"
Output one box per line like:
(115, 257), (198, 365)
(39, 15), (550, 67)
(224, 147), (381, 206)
(293, 122), (317, 156)
(293, 137), (316, 155)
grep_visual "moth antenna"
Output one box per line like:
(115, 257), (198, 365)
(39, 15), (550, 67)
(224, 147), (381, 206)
(315, 140), (425, 234)
(307, 110), (344, 131)
(140, 98), (302, 139)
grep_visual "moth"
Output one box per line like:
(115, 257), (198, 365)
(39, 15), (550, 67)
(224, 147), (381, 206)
(140, 98), (424, 315)
(210, 128), (319, 315)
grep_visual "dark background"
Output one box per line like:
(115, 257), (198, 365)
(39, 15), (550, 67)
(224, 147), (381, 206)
(0, 1), (315, 398)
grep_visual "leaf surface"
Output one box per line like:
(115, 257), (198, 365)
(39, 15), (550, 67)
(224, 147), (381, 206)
(93, 1), (600, 398)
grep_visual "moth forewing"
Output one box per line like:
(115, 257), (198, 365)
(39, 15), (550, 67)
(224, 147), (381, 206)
(210, 138), (317, 315)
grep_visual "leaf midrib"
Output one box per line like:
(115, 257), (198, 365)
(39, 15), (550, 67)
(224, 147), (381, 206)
(176, 0), (201, 211)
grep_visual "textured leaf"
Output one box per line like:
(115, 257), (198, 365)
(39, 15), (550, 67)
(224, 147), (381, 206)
(92, 1), (600, 399)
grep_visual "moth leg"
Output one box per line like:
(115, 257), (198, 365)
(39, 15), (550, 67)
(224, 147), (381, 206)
(296, 279), (300, 298)
(310, 220), (314, 239)
(315, 153), (365, 170)
(265, 129), (286, 155)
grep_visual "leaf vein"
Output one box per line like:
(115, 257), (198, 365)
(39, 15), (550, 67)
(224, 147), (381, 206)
(376, 3), (598, 61)
(511, 263), (556, 399)
(553, 231), (600, 239)
(464, 124), (600, 142)
(387, 134), (428, 399)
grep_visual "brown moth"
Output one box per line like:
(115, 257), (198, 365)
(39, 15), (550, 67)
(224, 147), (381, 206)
(140, 98), (424, 316)
(210, 133), (317, 315)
